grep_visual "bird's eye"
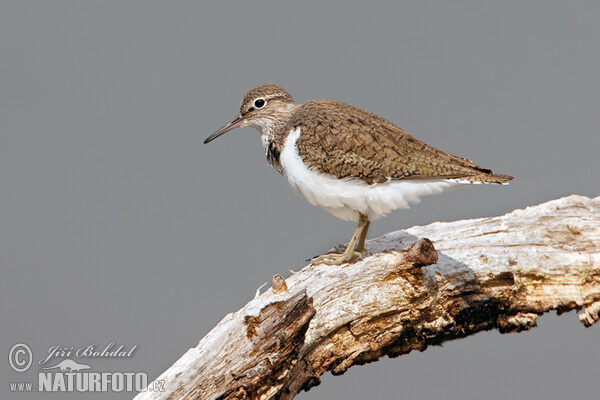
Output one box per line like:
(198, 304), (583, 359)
(254, 98), (266, 108)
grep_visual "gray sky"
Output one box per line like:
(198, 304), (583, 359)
(1, 1), (599, 399)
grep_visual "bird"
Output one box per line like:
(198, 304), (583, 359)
(204, 84), (513, 265)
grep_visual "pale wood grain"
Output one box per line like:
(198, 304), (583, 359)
(134, 195), (600, 400)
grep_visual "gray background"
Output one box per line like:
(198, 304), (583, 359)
(2, 1), (599, 399)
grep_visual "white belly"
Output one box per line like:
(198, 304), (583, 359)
(279, 127), (466, 222)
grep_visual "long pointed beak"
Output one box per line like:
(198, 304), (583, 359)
(204, 115), (245, 144)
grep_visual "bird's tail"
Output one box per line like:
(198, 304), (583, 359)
(449, 173), (514, 185)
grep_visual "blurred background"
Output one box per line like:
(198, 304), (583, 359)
(1, 1), (598, 399)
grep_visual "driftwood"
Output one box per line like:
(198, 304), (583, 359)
(134, 195), (600, 400)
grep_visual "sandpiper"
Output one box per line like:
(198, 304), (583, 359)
(205, 84), (513, 265)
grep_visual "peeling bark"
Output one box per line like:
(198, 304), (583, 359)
(134, 195), (600, 400)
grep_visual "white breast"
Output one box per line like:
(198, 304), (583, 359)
(279, 127), (467, 222)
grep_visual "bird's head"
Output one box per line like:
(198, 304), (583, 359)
(204, 83), (297, 144)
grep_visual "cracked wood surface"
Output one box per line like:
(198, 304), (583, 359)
(134, 195), (600, 400)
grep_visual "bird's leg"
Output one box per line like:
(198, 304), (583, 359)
(355, 216), (370, 253)
(353, 220), (369, 254)
(311, 214), (369, 265)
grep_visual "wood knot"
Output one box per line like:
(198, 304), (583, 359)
(403, 238), (438, 268)
(272, 274), (288, 292)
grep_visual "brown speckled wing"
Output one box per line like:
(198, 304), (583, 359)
(290, 100), (513, 185)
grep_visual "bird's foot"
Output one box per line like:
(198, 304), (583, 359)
(311, 214), (370, 266)
(310, 250), (362, 266)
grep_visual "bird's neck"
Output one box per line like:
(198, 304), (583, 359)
(254, 102), (301, 153)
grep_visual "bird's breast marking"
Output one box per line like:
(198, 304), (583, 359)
(266, 140), (282, 173)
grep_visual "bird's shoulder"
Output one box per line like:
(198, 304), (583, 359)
(289, 99), (396, 135)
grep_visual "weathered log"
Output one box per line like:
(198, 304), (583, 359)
(134, 195), (600, 400)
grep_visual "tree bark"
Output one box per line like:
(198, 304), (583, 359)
(134, 195), (600, 400)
